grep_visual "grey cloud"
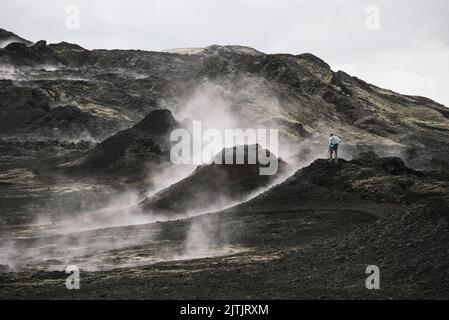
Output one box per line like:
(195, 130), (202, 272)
(1, 0), (448, 105)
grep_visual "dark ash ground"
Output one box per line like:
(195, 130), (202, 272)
(1, 149), (448, 299)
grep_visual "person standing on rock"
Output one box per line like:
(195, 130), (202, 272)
(328, 133), (340, 164)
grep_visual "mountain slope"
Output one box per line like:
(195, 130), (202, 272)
(1, 28), (448, 171)
(231, 151), (448, 214)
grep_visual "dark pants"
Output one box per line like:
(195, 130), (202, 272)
(329, 145), (338, 162)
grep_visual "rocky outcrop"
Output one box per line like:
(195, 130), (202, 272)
(141, 144), (289, 215)
(1, 39), (62, 65)
(235, 151), (449, 214)
(58, 109), (178, 177)
(0, 29), (32, 48)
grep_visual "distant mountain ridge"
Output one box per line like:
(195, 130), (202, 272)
(0, 28), (32, 48)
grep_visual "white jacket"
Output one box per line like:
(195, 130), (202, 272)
(329, 135), (340, 146)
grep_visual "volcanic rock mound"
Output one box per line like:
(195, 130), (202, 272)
(141, 144), (290, 215)
(58, 109), (178, 177)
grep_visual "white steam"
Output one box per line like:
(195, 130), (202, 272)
(0, 74), (308, 273)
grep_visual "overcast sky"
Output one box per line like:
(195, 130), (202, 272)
(1, 0), (448, 106)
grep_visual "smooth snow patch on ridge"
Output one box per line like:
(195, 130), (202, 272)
(163, 47), (205, 55)
(163, 45), (263, 56)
